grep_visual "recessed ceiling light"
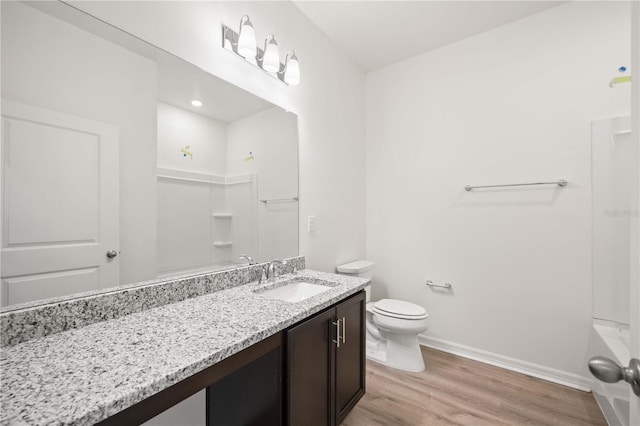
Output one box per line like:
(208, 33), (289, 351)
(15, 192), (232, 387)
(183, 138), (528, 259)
(191, 100), (203, 107)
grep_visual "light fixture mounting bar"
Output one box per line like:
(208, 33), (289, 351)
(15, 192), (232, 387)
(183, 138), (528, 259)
(221, 24), (288, 85)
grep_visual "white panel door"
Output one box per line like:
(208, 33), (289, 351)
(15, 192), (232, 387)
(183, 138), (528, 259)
(1, 100), (119, 306)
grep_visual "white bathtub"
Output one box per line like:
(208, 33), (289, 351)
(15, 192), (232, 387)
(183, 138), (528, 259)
(591, 322), (631, 425)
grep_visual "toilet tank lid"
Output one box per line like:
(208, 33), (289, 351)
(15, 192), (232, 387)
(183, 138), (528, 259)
(336, 260), (375, 274)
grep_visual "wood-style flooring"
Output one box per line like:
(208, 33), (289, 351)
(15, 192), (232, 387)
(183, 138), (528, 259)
(343, 346), (607, 426)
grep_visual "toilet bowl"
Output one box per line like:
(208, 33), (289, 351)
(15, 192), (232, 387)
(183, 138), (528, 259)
(336, 260), (429, 372)
(367, 299), (429, 372)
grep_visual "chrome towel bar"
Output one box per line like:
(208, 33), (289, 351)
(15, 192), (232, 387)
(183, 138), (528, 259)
(426, 280), (452, 289)
(465, 179), (567, 191)
(260, 196), (299, 203)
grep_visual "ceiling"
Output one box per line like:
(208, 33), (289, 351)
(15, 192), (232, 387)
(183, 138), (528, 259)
(293, 1), (566, 72)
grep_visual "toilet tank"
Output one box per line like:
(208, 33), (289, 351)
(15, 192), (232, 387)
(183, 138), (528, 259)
(336, 260), (374, 302)
(336, 260), (374, 278)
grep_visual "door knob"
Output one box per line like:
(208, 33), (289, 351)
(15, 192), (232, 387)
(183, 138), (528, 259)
(106, 250), (118, 259)
(588, 356), (640, 397)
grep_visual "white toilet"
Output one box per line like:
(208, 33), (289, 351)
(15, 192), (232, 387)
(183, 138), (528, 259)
(336, 260), (429, 372)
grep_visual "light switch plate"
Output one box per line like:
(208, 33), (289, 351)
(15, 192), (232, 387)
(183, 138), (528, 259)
(308, 215), (317, 233)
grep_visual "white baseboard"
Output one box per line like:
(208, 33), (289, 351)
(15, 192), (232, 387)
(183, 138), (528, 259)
(418, 334), (592, 392)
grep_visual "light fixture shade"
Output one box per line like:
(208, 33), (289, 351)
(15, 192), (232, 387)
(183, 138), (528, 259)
(284, 51), (300, 85)
(261, 35), (280, 73)
(237, 15), (257, 59)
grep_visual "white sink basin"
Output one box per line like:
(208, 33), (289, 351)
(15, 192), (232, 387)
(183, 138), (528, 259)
(257, 281), (331, 303)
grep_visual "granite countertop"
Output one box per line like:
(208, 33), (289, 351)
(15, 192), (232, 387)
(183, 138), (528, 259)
(0, 269), (369, 425)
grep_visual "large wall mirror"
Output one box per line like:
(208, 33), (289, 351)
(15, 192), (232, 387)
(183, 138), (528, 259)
(0, 1), (299, 309)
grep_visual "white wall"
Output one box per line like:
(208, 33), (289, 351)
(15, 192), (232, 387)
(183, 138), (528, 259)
(157, 102), (227, 175)
(156, 103), (299, 271)
(1, 2), (158, 287)
(366, 1), (630, 382)
(227, 107), (299, 261)
(71, 1), (367, 273)
(157, 179), (214, 273)
(592, 115), (632, 325)
(156, 103), (231, 272)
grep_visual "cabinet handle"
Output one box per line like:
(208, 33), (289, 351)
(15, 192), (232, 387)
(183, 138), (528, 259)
(341, 317), (346, 344)
(332, 319), (341, 348)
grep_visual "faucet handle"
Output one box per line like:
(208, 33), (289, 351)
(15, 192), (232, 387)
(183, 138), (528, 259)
(239, 254), (255, 265)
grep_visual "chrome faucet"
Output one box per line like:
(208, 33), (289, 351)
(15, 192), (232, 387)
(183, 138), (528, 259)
(259, 259), (288, 284)
(268, 259), (287, 283)
(238, 254), (255, 265)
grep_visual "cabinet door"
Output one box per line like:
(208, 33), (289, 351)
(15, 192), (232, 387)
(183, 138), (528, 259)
(286, 308), (336, 426)
(335, 292), (366, 425)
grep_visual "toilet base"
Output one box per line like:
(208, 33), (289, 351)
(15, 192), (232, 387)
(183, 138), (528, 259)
(366, 333), (426, 372)
(365, 339), (386, 364)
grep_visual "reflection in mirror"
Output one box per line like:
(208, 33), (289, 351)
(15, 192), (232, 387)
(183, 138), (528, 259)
(0, 1), (299, 309)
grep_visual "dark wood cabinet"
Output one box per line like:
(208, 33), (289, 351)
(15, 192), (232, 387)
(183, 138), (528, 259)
(207, 345), (282, 425)
(286, 308), (336, 425)
(286, 291), (366, 426)
(335, 292), (366, 425)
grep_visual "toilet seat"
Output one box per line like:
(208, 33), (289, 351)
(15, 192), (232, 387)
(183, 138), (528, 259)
(372, 299), (428, 320)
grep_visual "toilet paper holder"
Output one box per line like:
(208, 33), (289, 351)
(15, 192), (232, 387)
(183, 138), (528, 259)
(426, 280), (452, 289)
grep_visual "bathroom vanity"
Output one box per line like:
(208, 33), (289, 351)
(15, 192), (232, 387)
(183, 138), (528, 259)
(0, 260), (368, 425)
(206, 291), (365, 426)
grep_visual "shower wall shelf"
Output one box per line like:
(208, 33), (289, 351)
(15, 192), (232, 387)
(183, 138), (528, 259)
(213, 213), (233, 218)
(465, 179), (567, 191)
(213, 241), (233, 248)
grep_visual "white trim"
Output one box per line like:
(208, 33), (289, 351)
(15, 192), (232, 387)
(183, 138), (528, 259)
(156, 168), (254, 186)
(156, 167), (226, 185)
(418, 334), (592, 391)
(225, 174), (253, 185)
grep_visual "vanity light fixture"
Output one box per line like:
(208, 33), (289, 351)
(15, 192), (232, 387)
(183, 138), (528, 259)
(191, 100), (203, 107)
(236, 15), (257, 58)
(222, 16), (300, 86)
(281, 51), (300, 85)
(259, 34), (280, 73)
